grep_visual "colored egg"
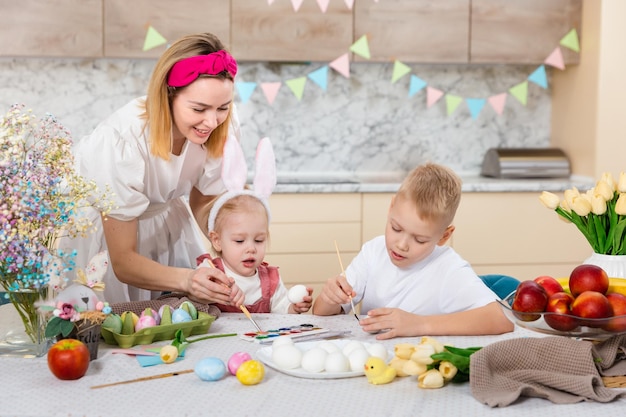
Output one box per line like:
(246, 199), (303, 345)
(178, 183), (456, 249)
(227, 352), (252, 375)
(135, 315), (157, 332)
(102, 314), (123, 334)
(179, 301), (198, 320)
(287, 284), (308, 303)
(140, 308), (161, 325)
(194, 357), (227, 382)
(171, 308), (192, 323)
(236, 360), (265, 385)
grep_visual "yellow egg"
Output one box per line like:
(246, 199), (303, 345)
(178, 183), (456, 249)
(159, 345), (179, 364)
(236, 360), (265, 385)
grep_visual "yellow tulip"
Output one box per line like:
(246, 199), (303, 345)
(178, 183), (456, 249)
(601, 172), (617, 191)
(438, 360), (458, 381)
(590, 193), (607, 215)
(539, 191), (560, 210)
(570, 195), (592, 217)
(410, 343), (436, 365)
(618, 172), (626, 193)
(616, 193), (626, 216)
(418, 369), (445, 389)
(595, 180), (614, 201)
(419, 336), (445, 354)
(564, 187), (580, 208)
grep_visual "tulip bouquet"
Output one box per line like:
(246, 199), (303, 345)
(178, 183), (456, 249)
(539, 172), (626, 255)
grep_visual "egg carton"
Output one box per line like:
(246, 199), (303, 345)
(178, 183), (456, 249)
(100, 312), (216, 348)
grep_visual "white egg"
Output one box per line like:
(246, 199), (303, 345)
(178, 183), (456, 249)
(341, 340), (365, 357)
(317, 341), (341, 354)
(272, 345), (302, 370)
(325, 351), (350, 373)
(300, 347), (328, 373)
(365, 342), (388, 361)
(272, 335), (294, 349)
(287, 284), (309, 303)
(347, 348), (371, 372)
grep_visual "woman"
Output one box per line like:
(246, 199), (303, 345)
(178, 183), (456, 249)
(61, 32), (244, 307)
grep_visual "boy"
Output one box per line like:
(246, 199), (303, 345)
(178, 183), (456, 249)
(312, 163), (514, 340)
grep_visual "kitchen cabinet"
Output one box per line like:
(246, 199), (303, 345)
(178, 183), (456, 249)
(230, 0), (353, 62)
(0, 0), (102, 57)
(103, 0), (229, 58)
(264, 194), (361, 298)
(470, 0), (582, 64)
(354, 0), (470, 63)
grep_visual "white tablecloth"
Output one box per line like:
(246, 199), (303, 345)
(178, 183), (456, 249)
(0, 312), (624, 417)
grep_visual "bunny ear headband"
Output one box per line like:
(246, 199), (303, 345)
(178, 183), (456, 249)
(207, 136), (276, 232)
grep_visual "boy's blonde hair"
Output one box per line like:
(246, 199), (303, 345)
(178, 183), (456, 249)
(139, 32), (234, 160)
(396, 163), (462, 228)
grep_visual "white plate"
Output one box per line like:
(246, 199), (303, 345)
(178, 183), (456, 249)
(256, 339), (387, 379)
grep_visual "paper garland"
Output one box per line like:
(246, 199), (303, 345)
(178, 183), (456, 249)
(142, 22), (579, 120)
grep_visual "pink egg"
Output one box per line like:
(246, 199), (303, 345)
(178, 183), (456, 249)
(228, 352), (252, 375)
(135, 315), (157, 331)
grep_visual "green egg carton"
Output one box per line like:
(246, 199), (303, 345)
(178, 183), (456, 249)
(101, 311), (216, 348)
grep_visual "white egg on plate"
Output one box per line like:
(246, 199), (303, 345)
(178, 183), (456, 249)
(325, 351), (350, 373)
(347, 348), (371, 372)
(300, 347), (328, 373)
(317, 341), (341, 354)
(272, 344), (302, 370)
(272, 335), (294, 349)
(287, 284), (309, 303)
(365, 342), (388, 361)
(341, 340), (365, 357)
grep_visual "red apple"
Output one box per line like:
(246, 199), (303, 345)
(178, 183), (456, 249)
(511, 280), (548, 322)
(534, 275), (564, 297)
(47, 339), (90, 380)
(569, 264), (609, 297)
(544, 292), (579, 331)
(571, 291), (613, 327)
(602, 292), (626, 332)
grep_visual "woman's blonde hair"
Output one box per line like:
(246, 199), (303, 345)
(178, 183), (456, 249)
(397, 163), (462, 227)
(140, 33), (234, 160)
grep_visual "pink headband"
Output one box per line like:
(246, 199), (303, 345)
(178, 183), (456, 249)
(167, 50), (238, 87)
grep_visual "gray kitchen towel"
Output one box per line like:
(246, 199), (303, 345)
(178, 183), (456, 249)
(470, 335), (626, 407)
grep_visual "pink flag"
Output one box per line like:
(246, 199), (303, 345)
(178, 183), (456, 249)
(544, 47), (565, 70)
(426, 87), (444, 108)
(261, 82), (281, 105)
(291, 0), (303, 12)
(330, 53), (350, 78)
(316, 0), (330, 12)
(488, 93), (507, 115)
(344, 0), (355, 9)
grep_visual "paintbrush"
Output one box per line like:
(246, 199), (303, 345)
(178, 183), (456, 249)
(91, 369), (194, 389)
(200, 258), (264, 333)
(334, 240), (359, 321)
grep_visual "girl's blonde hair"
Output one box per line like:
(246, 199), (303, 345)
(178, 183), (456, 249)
(397, 163), (462, 227)
(139, 32), (234, 160)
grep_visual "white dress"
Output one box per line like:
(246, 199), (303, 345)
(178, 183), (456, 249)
(59, 98), (240, 303)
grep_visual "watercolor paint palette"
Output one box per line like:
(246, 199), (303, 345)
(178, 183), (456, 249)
(239, 324), (331, 344)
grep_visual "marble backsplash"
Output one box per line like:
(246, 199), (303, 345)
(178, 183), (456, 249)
(0, 58), (551, 176)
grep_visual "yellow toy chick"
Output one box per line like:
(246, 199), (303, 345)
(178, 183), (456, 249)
(364, 357), (397, 385)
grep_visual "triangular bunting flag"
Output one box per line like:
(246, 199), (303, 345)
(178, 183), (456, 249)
(267, 0), (275, 4)
(544, 47), (565, 70)
(235, 82), (257, 104)
(291, 0), (304, 12)
(307, 66), (329, 90)
(286, 77), (307, 100)
(445, 95), (463, 116)
(344, 0), (355, 9)
(143, 26), (167, 51)
(488, 93), (507, 115)
(350, 35), (371, 60)
(329, 53), (350, 78)
(509, 81), (529, 106)
(317, 0), (330, 13)
(560, 28), (580, 52)
(391, 60), (411, 84)
(528, 65), (548, 89)
(408, 75), (427, 97)
(261, 82), (281, 105)
(426, 87), (444, 108)
(466, 98), (486, 120)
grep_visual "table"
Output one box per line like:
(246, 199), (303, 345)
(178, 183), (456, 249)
(1, 312), (625, 417)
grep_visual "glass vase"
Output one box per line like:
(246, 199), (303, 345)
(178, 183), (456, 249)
(583, 253), (626, 279)
(0, 287), (53, 358)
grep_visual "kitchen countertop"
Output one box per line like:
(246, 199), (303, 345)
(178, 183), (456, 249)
(271, 172), (596, 194)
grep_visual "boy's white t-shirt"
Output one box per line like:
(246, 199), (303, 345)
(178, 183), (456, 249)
(222, 263), (291, 314)
(344, 236), (499, 315)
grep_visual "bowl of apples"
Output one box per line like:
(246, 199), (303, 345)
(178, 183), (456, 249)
(498, 264), (626, 339)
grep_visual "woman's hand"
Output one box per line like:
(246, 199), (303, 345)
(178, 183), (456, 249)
(187, 266), (243, 305)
